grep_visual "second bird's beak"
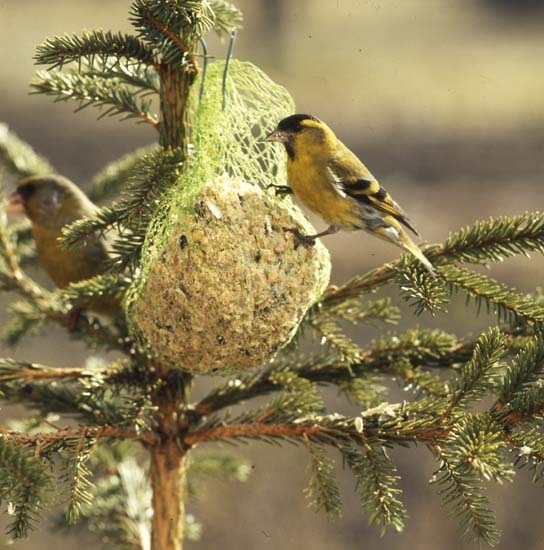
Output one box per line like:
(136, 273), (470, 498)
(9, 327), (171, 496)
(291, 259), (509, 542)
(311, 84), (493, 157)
(5, 190), (24, 214)
(264, 129), (289, 144)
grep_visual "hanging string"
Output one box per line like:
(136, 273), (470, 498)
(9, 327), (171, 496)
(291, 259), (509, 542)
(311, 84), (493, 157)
(222, 29), (237, 111)
(198, 38), (209, 101)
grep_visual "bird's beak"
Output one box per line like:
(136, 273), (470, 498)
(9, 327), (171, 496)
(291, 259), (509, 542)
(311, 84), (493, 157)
(5, 190), (24, 214)
(264, 129), (289, 144)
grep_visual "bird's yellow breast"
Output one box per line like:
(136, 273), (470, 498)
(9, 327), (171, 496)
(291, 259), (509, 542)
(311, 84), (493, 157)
(33, 225), (108, 288)
(286, 151), (360, 229)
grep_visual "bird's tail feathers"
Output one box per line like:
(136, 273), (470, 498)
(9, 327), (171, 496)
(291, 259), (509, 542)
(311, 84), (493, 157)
(373, 221), (436, 277)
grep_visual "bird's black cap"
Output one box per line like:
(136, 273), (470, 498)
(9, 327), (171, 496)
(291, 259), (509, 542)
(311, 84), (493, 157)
(276, 114), (320, 133)
(15, 179), (38, 202)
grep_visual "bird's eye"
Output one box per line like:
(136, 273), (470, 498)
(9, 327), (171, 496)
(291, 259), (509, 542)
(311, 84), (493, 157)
(18, 183), (36, 201)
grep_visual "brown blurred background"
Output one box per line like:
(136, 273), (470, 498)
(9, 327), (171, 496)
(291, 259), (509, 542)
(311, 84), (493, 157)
(1, 1), (543, 549)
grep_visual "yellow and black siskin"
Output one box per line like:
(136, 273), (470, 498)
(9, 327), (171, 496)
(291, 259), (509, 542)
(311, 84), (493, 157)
(6, 174), (116, 312)
(265, 114), (436, 276)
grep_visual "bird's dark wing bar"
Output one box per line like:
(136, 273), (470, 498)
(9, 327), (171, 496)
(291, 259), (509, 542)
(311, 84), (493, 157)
(330, 170), (420, 236)
(345, 178), (377, 191)
(327, 165), (379, 198)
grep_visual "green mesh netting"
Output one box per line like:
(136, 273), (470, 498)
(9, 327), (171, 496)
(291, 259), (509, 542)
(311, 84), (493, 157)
(188, 59), (295, 191)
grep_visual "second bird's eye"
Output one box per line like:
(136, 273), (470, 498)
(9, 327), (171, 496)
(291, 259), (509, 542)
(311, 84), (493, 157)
(19, 183), (36, 200)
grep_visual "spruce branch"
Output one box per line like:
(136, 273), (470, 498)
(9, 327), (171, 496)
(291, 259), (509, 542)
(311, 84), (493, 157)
(450, 415), (512, 484)
(496, 331), (544, 407)
(0, 439), (55, 538)
(188, 407), (435, 449)
(430, 417), (506, 546)
(441, 213), (544, 265)
(397, 261), (449, 316)
(84, 60), (160, 95)
(294, 295), (401, 365)
(0, 124), (54, 178)
(2, 299), (128, 351)
(4, 223), (37, 272)
(1, 300), (67, 346)
(230, 382), (324, 431)
(60, 273), (130, 312)
(31, 70), (159, 127)
(185, 421), (327, 447)
(304, 441), (342, 518)
(318, 264), (399, 304)
(307, 312), (363, 363)
(0, 357), (146, 392)
(338, 373), (388, 408)
(90, 145), (158, 202)
(303, 296), (400, 354)
(502, 386), (544, 426)
(0, 359), (86, 382)
(369, 328), (465, 368)
(432, 452), (499, 545)
(448, 328), (506, 411)
(209, 1), (244, 34)
(130, 0), (213, 69)
(0, 426), (157, 448)
(0, 382), (105, 425)
(0, 207), (48, 301)
(0, 358), (155, 430)
(387, 359), (449, 398)
(509, 429), (544, 483)
(34, 30), (156, 70)
(63, 434), (96, 525)
(342, 439), (406, 533)
(326, 296), (401, 326)
(443, 265), (544, 324)
(489, 331), (544, 433)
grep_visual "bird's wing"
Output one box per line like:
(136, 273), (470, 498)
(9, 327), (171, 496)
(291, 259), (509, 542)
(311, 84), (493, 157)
(327, 151), (420, 236)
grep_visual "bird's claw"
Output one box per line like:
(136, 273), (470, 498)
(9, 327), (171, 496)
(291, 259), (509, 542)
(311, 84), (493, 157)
(266, 183), (293, 197)
(286, 228), (316, 248)
(63, 307), (83, 332)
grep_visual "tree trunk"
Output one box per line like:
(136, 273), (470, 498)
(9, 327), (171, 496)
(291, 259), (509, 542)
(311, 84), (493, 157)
(149, 368), (191, 550)
(150, 441), (186, 550)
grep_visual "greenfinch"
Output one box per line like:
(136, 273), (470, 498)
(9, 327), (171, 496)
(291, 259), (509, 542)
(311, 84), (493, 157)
(265, 114), (436, 276)
(6, 174), (116, 313)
